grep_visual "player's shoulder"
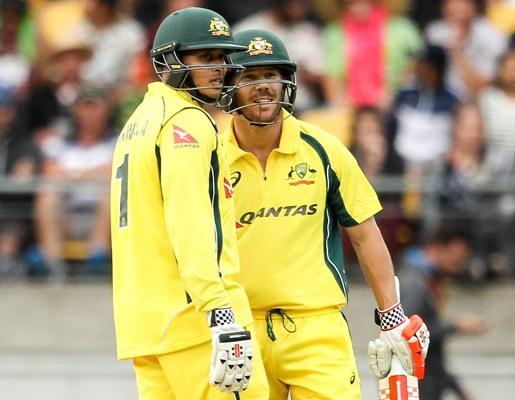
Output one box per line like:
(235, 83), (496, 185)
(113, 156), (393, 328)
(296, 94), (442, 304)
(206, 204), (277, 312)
(162, 104), (218, 146)
(171, 106), (216, 130)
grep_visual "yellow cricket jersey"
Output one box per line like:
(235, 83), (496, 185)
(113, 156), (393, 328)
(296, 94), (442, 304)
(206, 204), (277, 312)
(111, 82), (252, 359)
(222, 112), (382, 312)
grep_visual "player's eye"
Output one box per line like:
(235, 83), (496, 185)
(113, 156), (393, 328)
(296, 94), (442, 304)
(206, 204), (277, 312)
(240, 73), (256, 82)
(264, 72), (281, 80)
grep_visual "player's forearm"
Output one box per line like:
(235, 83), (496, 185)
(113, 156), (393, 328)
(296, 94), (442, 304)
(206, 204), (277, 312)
(346, 218), (397, 309)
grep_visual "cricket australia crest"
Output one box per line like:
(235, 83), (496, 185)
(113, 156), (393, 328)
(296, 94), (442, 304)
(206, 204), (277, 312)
(287, 162), (317, 186)
(247, 37), (273, 56)
(209, 18), (230, 36)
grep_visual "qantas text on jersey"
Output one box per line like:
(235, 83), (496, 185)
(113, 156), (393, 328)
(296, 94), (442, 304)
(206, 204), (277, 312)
(238, 203), (318, 225)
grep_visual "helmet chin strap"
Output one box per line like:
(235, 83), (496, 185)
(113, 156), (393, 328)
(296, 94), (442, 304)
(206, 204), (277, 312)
(232, 101), (293, 126)
(234, 109), (282, 127)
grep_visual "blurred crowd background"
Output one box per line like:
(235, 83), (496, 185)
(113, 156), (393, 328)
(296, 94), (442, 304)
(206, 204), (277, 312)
(1, 0), (515, 284)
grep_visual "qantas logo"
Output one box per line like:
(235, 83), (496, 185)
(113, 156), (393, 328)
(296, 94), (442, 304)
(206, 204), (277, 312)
(173, 125), (199, 147)
(237, 203), (318, 227)
(223, 178), (233, 198)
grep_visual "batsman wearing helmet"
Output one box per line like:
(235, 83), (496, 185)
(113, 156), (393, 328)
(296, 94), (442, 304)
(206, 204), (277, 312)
(110, 9), (269, 400)
(222, 29), (430, 399)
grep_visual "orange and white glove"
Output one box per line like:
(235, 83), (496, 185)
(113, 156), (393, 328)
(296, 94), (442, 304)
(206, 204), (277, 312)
(368, 303), (430, 379)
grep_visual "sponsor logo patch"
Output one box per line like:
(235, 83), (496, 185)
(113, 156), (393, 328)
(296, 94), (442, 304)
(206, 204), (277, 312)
(237, 204), (318, 226)
(223, 178), (233, 198)
(230, 171), (241, 188)
(173, 125), (199, 148)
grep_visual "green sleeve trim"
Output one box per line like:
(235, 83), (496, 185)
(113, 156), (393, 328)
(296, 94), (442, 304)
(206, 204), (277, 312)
(299, 132), (357, 226)
(209, 149), (223, 265)
(300, 132), (349, 298)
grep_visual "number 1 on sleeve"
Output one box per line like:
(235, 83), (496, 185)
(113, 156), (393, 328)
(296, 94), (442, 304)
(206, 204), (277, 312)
(116, 153), (129, 228)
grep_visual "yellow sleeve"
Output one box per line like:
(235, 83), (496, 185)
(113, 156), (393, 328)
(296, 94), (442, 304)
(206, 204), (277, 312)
(158, 108), (231, 313)
(328, 141), (383, 227)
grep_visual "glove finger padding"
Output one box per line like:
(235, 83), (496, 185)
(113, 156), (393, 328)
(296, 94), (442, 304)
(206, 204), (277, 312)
(402, 315), (430, 379)
(210, 349), (229, 387)
(368, 338), (392, 378)
(391, 338), (413, 375)
(210, 324), (253, 392)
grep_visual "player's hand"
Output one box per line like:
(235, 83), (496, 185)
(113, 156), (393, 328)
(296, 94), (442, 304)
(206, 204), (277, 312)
(368, 338), (392, 378)
(401, 314), (430, 379)
(374, 303), (430, 378)
(208, 308), (253, 392)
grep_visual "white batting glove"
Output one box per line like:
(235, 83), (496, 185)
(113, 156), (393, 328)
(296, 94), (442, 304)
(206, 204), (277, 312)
(208, 308), (253, 393)
(372, 303), (430, 378)
(368, 338), (392, 379)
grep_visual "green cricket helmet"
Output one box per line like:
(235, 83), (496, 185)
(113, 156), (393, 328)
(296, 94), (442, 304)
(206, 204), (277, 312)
(150, 7), (246, 105)
(223, 28), (297, 120)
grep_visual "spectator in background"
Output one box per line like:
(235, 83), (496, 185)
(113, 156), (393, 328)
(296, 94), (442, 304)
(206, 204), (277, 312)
(408, 0), (442, 30)
(426, 0), (507, 98)
(399, 224), (488, 400)
(478, 49), (515, 179)
(477, 49), (515, 278)
(205, 0), (267, 24)
(440, 103), (484, 222)
(234, 0), (326, 112)
(34, 0), (85, 61)
(27, 31), (92, 151)
(350, 106), (405, 258)
(352, 106), (403, 178)
(32, 85), (114, 279)
(322, 0), (422, 109)
(0, 0), (34, 90)
(78, 0), (145, 88)
(0, 86), (40, 278)
(390, 44), (460, 178)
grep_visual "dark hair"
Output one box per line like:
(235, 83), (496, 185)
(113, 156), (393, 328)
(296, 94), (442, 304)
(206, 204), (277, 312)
(417, 43), (447, 77)
(472, 0), (486, 15)
(509, 33), (515, 49)
(352, 106), (384, 135)
(96, 0), (120, 9)
(493, 48), (515, 89)
(444, 0), (486, 15)
(353, 105), (383, 123)
(427, 223), (472, 246)
(0, 0), (27, 13)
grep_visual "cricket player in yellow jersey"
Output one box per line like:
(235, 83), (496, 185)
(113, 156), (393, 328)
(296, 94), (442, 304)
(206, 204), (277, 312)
(221, 29), (430, 399)
(110, 9), (269, 400)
